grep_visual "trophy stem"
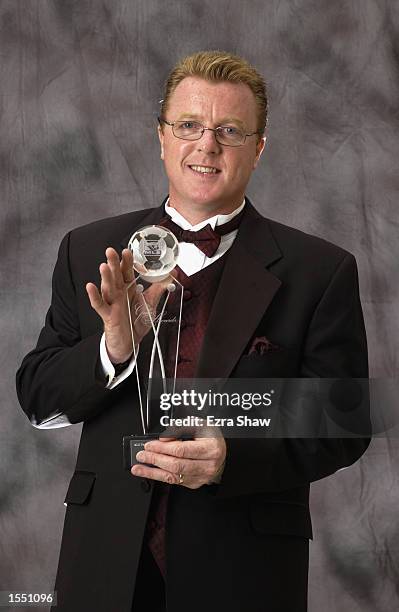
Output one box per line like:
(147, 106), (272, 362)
(126, 281), (147, 435)
(171, 282), (184, 395)
(145, 291), (169, 429)
(126, 275), (183, 436)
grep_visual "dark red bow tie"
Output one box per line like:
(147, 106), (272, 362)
(159, 209), (245, 258)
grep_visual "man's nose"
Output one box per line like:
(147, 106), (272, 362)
(197, 128), (221, 154)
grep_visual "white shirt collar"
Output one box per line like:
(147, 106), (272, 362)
(164, 198), (246, 231)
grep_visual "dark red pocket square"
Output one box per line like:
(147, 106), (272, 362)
(248, 336), (281, 356)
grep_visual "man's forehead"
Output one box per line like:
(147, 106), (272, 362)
(167, 77), (257, 122)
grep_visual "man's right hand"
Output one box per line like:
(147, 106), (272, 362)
(86, 247), (169, 364)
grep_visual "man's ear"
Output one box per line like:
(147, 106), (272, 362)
(253, 136), (266, 169)
(158, 125), (164, 160)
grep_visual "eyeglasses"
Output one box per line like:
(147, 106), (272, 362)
(158, 117), (261, 147)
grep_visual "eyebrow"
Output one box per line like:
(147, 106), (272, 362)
(175, 113), (246, 130)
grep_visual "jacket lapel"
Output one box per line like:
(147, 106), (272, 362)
(196, 200), (283, 378)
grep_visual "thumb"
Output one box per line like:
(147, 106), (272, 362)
(86, 282), (110, 318)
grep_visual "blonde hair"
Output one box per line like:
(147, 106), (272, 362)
(160, 50), (268, 136)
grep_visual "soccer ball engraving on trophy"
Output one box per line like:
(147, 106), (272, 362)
(128, 226), (179, 283)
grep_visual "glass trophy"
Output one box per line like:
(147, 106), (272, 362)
(122, 225), (183, 470)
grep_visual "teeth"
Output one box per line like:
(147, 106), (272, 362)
(190, 165), (218, 174)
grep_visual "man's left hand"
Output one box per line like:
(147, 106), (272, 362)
(131, 437), (226, 489)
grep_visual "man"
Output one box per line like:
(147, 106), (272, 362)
(16, 51), (369, 611)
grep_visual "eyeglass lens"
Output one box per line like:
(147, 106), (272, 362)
(173, 121), (246, 146)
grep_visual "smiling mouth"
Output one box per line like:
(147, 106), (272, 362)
(188, 165), (221, 175)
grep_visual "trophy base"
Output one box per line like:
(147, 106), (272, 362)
(123, 433), (161, 471)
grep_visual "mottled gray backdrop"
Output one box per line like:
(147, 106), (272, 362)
(1, 1), (398, 611)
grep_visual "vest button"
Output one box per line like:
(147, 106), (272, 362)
(183, 290), (192, 300)
(140, 479), (152, 493)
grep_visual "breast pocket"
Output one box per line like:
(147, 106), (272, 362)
(233, 350), (298, 378)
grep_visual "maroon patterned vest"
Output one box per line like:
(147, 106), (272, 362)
(145, 255), (226, 578)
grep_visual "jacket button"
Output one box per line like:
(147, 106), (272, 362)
(183, 289), (192, 301)
(140, 479), (152, 493)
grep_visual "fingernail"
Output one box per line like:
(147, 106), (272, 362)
(136, 451), (144, 461)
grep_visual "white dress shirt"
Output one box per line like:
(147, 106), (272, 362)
(32, 200), (245, 429)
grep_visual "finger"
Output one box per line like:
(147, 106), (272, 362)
(99, 262), (115, 304)
(144, 439), (218, 460)
(127, 277), (140, 305)
(133, 260), (148, 275)
(120, 249), (134, 284)
(131, 464), (180, 485)
(105, 248), (124, 290)
(140, 455), (214, 486)
(86, 282), (110, 318)
(136, 450), (196, 477)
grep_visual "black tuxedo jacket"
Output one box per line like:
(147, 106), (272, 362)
(16, 199), (370, 612)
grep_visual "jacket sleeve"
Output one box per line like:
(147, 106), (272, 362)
(216, 253), (371, 498)
(16, 232), (113, 425)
